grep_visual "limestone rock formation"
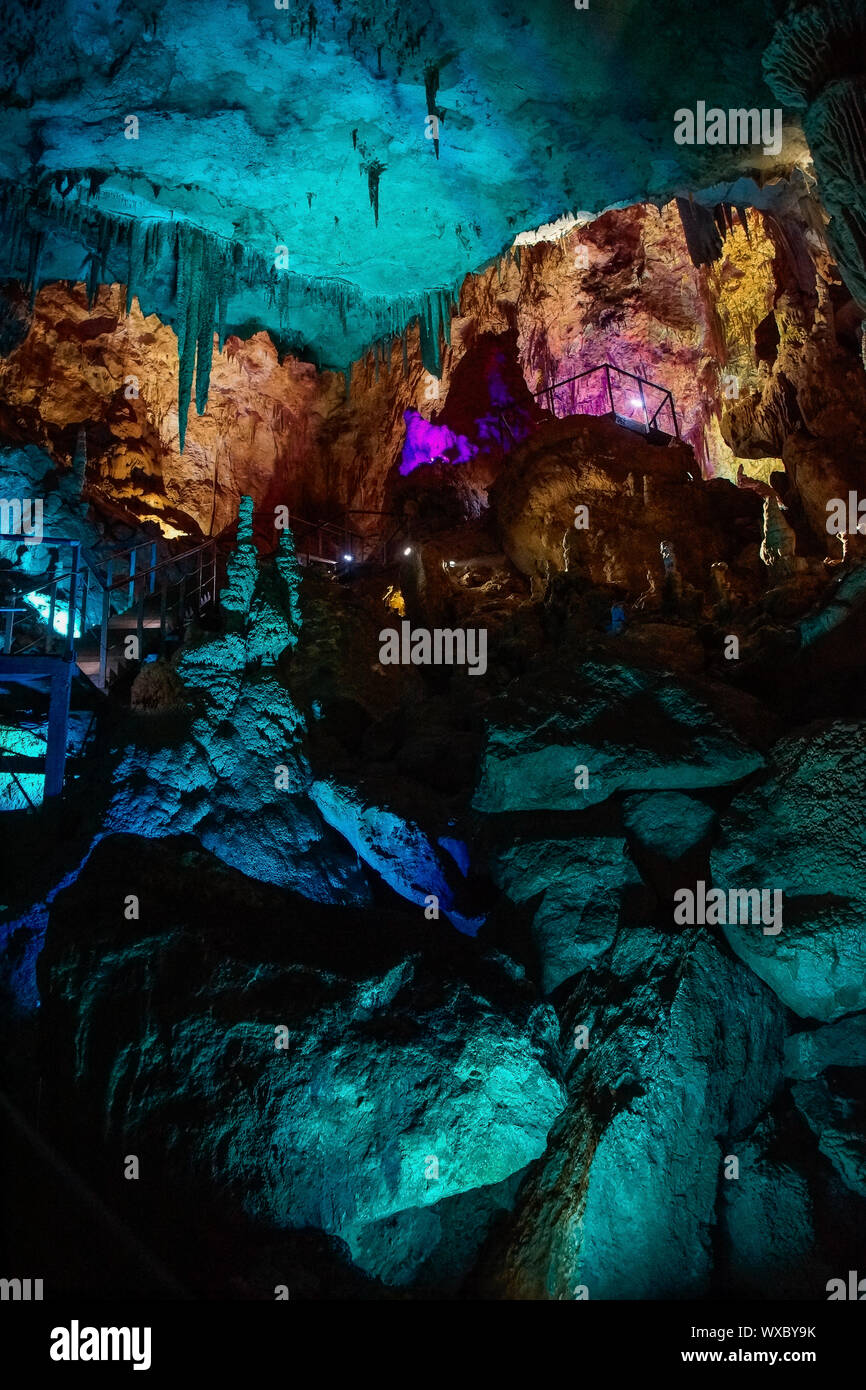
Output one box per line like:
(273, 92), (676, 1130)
(474, 658), (765, 814)
(38, 834), (566, 1292)
(473, 927), (788, 1299)
(712, 721), (866, 1020)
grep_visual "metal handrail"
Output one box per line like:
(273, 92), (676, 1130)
(1, 499), (400, 689)
(495, 362), (679, 444)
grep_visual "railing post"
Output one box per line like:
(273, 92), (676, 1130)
(99, 584), (109, 689)
(4, 608), (14, 654)
(47, 584), (57, 654)
(137, 591), (144, 660)
(67, 543), (79, 658)
(44, 658), (73, 799)
(149, 541), (157, 595)
(128, 545), (136, 609)
(80, 563), (90, 633)
(638, 377), (649, 431)
(604, 364), (613, 417)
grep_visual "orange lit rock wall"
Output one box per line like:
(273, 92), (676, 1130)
(0, 197), (862, 543)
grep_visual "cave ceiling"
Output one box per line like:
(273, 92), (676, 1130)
(0, 0), (793, 372)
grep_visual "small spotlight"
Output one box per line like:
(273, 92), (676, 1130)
(403, 546), (412, 557)
(342, 553), (353, 563)
(448, 560), (456, 567)
(630, 397), (643, 410)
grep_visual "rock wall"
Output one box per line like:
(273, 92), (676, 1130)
(1, 193), (862, 545)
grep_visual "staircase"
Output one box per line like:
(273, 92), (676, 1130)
(0, 530), (220, 804)
(0, 506), (403, 805)
(497, 362), (680, 448)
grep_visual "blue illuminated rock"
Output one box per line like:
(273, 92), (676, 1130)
(719, 1110), (821, 1298)
(106, 531), (367, 905)
(311, 774), (484, 934)
(785, 1014), (866, 1080)
(39, 834), (566, 1289)
(489, 831), (646, 994)
(712, 722), (866, 1020)
(622, 791), (716, 862)
(474, 926), (787, 1299)
(792, 1077), (866, 1200)
(474, 660), (764, 813)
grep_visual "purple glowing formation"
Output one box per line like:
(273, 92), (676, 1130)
(399, 410), (478, 475)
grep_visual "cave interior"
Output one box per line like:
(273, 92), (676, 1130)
(2, 0), (866, 1307)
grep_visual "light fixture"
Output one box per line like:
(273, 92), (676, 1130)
(403, 546), (412, 556)
(448, 560), (456, 567)
(342, 553), (353, 562)
(630, 397), (643, 410)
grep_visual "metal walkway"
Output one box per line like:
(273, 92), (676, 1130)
(0, 506), (402, 803)
(0, 530), (220, 801)
(498, 362), (680, 446)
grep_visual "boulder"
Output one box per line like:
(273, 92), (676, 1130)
(38, 835), (566, 1291)
(474, 658), (764, 813)
(473, 926), (787, 1298)
(713, 721), (866, 1020)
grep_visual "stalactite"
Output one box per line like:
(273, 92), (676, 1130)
(764, 0), (866, 307)
(367, 160), (385, 226)
(25, 227), (43, 305)
(0, 176), (462, 412)
(175, 224), (233, 450)
(676, 196), (724, 267)
(439, 289), (451, 348)
(419, 289), (442, 377)
(86, 218), (116, 308)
